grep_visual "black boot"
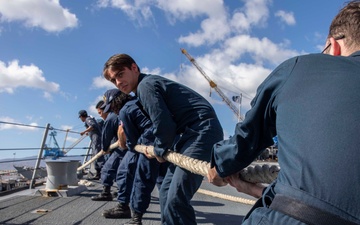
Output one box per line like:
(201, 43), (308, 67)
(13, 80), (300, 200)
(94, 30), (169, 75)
(123, 211), (143, 225)
(91, 186), (113, 201)
(102, 203), (131, 219)
(93, 171), (101, 180)
(87, 171), (101, 180)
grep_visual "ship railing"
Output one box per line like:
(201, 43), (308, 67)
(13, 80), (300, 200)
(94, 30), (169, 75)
(0, 121), (93, 189)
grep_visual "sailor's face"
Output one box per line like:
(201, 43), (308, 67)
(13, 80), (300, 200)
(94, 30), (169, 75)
(107, 64), (139, 94)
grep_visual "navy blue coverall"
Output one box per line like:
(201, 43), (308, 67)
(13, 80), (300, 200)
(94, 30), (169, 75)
(136, 73), (224, 225)
(211, 52), (360, 224)
(84, 116), (105, 173)
(100, 111), (126, 187)
(116, 97), (163, 214)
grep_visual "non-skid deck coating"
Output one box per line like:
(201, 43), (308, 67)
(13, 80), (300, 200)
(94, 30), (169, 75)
(0, 178), (257, 225)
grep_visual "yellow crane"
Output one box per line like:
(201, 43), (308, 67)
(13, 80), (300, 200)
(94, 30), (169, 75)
(181, 48), (243, 121)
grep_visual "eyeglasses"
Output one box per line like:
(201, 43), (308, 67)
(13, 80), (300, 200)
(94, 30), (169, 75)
(321, 34), (345, 53)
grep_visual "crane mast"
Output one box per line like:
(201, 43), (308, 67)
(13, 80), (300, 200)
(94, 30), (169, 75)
(181, 48), (243, 121)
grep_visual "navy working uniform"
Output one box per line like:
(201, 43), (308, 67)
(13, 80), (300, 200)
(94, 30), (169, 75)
(211, 52), (360, 224)
(136, 73), (224, 225)
(83, 115), (105, 175)
(116, 97), (164, 216)
(100, 111), (126, 190)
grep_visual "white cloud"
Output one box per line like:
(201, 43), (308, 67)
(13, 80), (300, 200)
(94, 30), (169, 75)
(96, 0), (155, 26)
(173, 33), (299, 112)
(92, 76), (115, 89)
(275, 10), (296, 26)
(60, 125), (73, 131)
(178, 15), (230, 47)
(0, 0), (78, 32)
(64, 136), (81, 145)
(94, 0), (300, 114)
(43, 91), (53, 102)
(221, 34), (298, 66)
(230, 0), (271, 32)
(0, 60), (60, 100)
(141, 67), (161, 75)
(0, 117), (38, 131)
(97, 0), (273, 48)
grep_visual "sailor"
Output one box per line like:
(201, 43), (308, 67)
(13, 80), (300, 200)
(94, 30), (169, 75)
(102, 54), (224, 225)
(78, 109), (104, 180)
(95, 100), (105, 133)
(102, 94), (169, 225)
(95, 100), (109, 162)
(91, 89), (127, 201)
(208, 1), (360, 224)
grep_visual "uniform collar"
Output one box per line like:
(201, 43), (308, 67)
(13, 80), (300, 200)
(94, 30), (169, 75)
(135, 73), (147, 96)
(349, 50), (360, 57)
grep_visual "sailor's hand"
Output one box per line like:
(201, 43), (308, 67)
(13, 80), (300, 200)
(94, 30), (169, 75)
(101, 150), (110, 155)
(143, 146), (154, 158)
(143, 146), (155, 159)
(143, 147), (166, 163)
(207, 167), (228, 187)
(225, 172), (265, 198)
(154, 155), (166, 163)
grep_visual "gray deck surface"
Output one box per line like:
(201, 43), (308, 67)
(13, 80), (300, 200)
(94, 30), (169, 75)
(0, 178), (257, 225)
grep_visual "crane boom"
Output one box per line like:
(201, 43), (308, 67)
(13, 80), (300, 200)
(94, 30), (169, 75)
(181, 48), (243, 121)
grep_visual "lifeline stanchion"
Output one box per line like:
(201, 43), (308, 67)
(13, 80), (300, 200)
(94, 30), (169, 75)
(30, 123), (51, 189)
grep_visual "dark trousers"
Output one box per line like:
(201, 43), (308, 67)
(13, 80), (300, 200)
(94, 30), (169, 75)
(101, 149), (126, 187)
(116, 149), (166, 214)
(131, 154), (165, 213)
(90, 134), (105, 173)
(159, 118), (223, 225)
(116, 150), (139, 204)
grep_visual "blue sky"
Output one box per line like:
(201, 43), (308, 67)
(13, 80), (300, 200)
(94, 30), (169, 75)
(0, 0), (346, 160)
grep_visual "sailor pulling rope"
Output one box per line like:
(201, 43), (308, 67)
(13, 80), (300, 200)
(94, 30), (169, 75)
(134, 145), (279, 184)
(78, 143), (279, 184)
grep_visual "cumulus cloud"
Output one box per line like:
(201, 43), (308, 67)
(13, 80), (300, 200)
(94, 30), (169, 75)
(94, 0), (301, 115)
(92, 76), (115, 89)
(275, 10), (296, 26)
(0, 0), (78, 32)
(96, 0), (155, 26)
(0, 60), (60, 100)
(222, 35), (298, 66)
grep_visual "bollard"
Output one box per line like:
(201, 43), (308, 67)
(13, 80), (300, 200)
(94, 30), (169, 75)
(45, 160), (70, 190)
(67, 160), (80, 186)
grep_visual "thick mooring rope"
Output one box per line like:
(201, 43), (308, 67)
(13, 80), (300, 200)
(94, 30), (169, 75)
(78, 143), (277, 205)
(134, 145), (280, 184)
(77, 142), (119, 171)
(78, 143), (280, 183)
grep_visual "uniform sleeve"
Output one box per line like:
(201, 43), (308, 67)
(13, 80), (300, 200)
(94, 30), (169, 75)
(102, 115), (118, 151)
(137, 78), (177, 157)
(120, 103), (155, 151)
(211, 57), (298, 177)
(120, 107), (140, 151)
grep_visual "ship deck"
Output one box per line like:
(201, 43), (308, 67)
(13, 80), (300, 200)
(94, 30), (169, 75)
(0, 178), (257, 225)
